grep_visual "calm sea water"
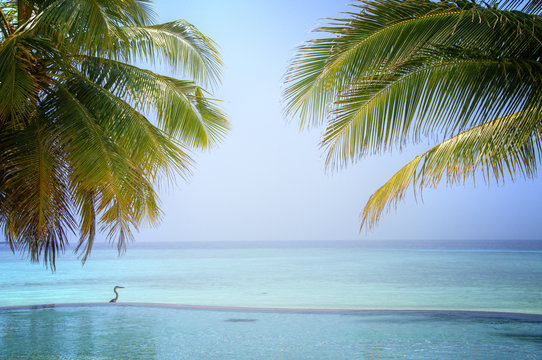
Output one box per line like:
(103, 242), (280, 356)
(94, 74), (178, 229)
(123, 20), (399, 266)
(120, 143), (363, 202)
(1, 240), (541, 314)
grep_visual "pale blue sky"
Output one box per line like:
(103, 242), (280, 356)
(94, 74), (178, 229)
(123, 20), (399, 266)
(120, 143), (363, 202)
(132, 0), (542, 242)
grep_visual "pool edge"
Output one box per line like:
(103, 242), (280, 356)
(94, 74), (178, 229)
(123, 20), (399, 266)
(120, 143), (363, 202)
(1, 302), (541, 320)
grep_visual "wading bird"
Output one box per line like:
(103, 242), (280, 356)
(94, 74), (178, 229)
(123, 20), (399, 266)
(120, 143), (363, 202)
(109, 286), (125, 303)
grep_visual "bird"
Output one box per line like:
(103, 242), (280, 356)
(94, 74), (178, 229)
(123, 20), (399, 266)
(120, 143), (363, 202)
(109, 286), (125, 303)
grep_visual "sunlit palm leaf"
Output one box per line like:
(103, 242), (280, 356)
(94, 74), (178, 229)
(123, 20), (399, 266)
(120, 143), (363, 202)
(26, 2), (220, 86)
(0, 119), (75, 269)
(284, 0), (542, 231)
(115, 21), (223, 87)
(323, 57), (542, 168)
(285, 0), (542, 128)
(0, 35), (43, 126)
(0, 0), (228, 267)
(75, 57), (228, 148)
(23, 0), (153, 52)
(49, 78), (188, 259)
(361, 108), (542, 229)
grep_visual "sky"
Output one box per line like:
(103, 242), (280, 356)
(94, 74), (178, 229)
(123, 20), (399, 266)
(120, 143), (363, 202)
(127, 0), (542, 243)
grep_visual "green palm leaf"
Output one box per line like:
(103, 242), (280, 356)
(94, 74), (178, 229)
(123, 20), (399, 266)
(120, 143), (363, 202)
(362, 108), (542, 229)
(25, 1), (221, 87)
(76, 57), (228, 148)
(285, 1), (541, 128)
(323, 57), (542, 168)
(0, 0), (229, 267)
(0, 119), (75, 268)
(115, 21), (223, 87)
(284, 0), (542, 231)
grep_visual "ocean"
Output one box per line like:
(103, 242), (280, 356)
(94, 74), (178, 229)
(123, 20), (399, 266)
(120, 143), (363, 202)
(1, 240), (541, 314)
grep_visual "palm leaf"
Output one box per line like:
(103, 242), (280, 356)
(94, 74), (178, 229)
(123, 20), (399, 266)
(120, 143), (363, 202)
(45, 79), (177, 260)
(284, 0), (459, 126)
(0, 35), (40, 127)
(284, 0), (542, 232)
(75, 57), (229, 148)
(114, 21), (223, 87)
(0, 118), (75, 269)
(284, 0), (542, 129)
(22, 1), (222, 87)
(361, 108), (542, 229)
(322, 56), (542, 169)
(0, 0), (227, 267)
(22, 0), (153, 52)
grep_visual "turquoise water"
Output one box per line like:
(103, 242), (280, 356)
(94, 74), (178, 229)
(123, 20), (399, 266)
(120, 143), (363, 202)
(1, 241), (541, 313)
(1, 305), (542, 359)
(1, 241), (542, 359)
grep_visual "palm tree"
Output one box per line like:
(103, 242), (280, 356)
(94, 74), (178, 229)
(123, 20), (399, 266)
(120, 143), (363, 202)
(284, 0), (542, 231)
(0, 0), (230, 268)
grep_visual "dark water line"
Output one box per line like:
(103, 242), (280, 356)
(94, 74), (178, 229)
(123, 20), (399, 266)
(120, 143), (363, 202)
(1, 302), (542, 321)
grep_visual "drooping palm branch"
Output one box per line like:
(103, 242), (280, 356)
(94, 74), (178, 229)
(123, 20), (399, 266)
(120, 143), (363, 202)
(284, 0), (542, 230)
(362, 108), (542, 229)
(0, 0), (230, 268)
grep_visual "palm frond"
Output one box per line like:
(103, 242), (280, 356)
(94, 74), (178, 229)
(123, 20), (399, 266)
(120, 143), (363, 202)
(21, 0), (153, 51)
(361, 108), (542, 229)
(73, 189), (96, 263)
(284, 0), (542, 129)
(0, 5), (15, 38)
(22, 2), (221, 87)
(77, 56), (229, 148)
(0, 118), (75, 269)
(113, 21), (223, 87)
(284, 0), (542, 232)
(45, 80), (172, 260)
(0, 0), (226, 267)
(323, 57), (542, 169)
(283, 37), (337, 128)
(284, 0), (460, 126)
(499, 0), (542, 13)
(0, 35), (40, 127)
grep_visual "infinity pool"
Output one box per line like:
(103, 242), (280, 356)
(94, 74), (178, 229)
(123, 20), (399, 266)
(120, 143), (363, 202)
(1, 304), (541, 359)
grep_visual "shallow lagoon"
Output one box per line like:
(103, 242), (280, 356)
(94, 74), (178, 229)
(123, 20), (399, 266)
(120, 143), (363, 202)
(1, 241), (541, 314)
(2, 241), (542, 359)
(1, 304), (542, 359)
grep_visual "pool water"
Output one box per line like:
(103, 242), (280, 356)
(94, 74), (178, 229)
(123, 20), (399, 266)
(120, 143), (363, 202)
(1, 304), (541, 359)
